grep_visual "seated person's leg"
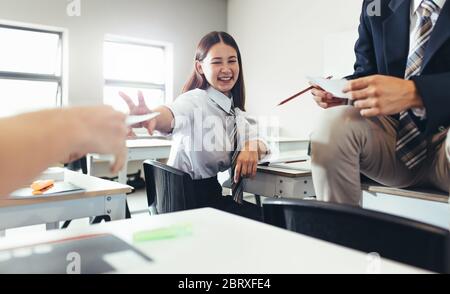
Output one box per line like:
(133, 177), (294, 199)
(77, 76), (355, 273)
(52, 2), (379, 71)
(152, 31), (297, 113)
(310, 106), (420, 206)
(421, 131), (449, 194)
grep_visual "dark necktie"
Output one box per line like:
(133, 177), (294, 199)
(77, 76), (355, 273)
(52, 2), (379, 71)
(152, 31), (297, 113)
(230, 107), (244, 204)
(396, 0), (439, 169)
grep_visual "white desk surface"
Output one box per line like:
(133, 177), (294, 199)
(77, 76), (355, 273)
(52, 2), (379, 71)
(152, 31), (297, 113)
(91, 137), (306, 165)
(126, 138), (172, 149)
(0, 208), (429, 274)
(129, 136), (306, 144)
(124, 137), (305, 148)
(267, 136), (307, 143)
(0, 170), (132, 209)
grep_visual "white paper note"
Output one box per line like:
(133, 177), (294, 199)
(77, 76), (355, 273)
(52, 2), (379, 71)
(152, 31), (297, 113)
(307, 76), (350, 99)
(126, 112), (160, 126)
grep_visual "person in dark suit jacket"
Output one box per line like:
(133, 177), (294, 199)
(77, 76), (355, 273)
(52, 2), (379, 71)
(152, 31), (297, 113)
(310, 0), (449, 205)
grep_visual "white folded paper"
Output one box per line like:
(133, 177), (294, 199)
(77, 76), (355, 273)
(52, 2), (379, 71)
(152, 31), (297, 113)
(126, 112), (160, 126)
(307, 76), (350, 99)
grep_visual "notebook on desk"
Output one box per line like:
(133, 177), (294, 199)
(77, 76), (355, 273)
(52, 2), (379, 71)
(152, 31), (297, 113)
(0, 234), (152, 274)
(9, 181), (85, 199)
(260, 152), (309, 166)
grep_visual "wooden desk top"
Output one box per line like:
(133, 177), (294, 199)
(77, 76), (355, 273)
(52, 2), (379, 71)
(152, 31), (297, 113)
(258, 161), (312, 178)
(362, 181), (449, 203)
(0, 170), (132, 208)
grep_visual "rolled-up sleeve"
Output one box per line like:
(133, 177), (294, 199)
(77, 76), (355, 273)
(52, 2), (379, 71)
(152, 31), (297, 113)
(167, 93), (197, 133)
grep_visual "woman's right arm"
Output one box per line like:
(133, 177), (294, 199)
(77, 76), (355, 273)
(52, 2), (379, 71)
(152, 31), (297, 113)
(145, 105), (174, 134)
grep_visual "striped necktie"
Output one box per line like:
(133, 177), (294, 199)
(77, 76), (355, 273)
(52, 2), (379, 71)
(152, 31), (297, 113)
(396, 0), (440, 169)
(230, 107), (244, 204)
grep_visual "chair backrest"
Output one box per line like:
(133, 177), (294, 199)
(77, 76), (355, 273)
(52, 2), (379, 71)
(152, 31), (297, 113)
(143, 160), (196, 214)
(262, 198), (450, 273)
(65, 156), (88, 174)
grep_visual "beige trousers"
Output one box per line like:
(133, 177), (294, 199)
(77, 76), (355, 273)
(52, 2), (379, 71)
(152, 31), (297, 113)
(310, 106), (449, 206)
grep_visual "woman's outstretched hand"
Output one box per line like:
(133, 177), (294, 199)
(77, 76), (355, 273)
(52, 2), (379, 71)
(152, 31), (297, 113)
(119, 91), (157, 135)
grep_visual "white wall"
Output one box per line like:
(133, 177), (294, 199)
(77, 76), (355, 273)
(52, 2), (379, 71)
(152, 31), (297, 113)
(228, 0), (362, 139)
(0, 0), (227, 106)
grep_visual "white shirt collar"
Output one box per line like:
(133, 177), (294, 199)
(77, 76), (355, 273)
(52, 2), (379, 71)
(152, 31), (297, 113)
(206, 87), (233, 114)
(412, 0), (446, 16)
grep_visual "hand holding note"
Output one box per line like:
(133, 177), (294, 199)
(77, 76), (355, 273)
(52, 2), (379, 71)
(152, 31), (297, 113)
(119, 91), (159, 136)
(126, 113), (160, 126)
(277, 76), (333, 106)
(309, 77), (350, 109)
(307, 77), (350, 99)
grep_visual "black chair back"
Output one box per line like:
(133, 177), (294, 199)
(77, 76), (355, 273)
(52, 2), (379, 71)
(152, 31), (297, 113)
(64, 156), (88, 174)
(143, 160), (196, 214)
(263, 198), (450, 273)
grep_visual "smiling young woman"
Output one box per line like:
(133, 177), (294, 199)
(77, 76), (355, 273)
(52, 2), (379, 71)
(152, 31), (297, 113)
(119, 31), (269, 221)
(183, 31), (245, 111)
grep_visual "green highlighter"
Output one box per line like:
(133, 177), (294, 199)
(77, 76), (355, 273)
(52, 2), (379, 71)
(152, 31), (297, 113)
(133, 223), (193, 243)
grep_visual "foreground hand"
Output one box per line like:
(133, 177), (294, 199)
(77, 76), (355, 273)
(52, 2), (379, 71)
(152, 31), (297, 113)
(66, 106), (128, 173)
(311, 85), (347, 109)
(343, 75), (423, 117)
(234, 141), (259, 182)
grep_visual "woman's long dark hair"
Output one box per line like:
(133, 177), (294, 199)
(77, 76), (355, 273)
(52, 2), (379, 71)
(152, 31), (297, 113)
(182, 31), (246, 111)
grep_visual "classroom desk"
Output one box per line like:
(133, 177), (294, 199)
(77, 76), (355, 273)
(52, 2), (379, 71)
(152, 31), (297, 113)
(269, 137), (308, 152)
(224, 152), (315, 203)
(0, 170), (132, 236)
(88, 138), (173, 184)
(88, 137), (308, 185)
(245, 160), (314, 200)
(241, 161), (449, 228)
(0, 208), (429, 274)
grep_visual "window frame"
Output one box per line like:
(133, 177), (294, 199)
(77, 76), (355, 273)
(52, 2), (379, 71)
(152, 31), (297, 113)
(0, 23), (65, 108)
(103, 35), (174, 107)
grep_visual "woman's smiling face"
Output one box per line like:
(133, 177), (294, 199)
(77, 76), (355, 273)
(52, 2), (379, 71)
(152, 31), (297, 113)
(196, 42), (240, 97)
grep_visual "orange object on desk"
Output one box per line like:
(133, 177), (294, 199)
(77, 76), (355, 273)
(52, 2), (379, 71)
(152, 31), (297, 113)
(30, 179), (55, 192)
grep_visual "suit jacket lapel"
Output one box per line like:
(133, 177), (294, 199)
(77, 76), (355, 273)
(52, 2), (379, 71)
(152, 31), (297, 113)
(422, 0), (450, 70)
(383, 0), (411, 77)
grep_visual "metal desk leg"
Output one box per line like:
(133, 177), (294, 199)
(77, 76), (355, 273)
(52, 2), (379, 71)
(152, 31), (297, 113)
(117, 160), (131, 219)
(106, 194), (127, 221)
(255, 195), (262, 207)
(118, 159), (129, 185)
(87, 154), (94, 176)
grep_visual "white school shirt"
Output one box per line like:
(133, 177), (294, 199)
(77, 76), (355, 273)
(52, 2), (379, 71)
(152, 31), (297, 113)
(167, 87), (268, 180)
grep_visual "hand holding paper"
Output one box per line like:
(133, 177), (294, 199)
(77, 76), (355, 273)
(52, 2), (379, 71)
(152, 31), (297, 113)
(126, 113), (160, 126)
(309, 77), (350, 109)
(119, 91), (160, 136)
(277, 76), (333, 106)
(307, 77), (350, 99)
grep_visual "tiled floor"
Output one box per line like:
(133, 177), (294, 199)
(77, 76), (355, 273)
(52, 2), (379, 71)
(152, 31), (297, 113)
(127, 189), (150, 215)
